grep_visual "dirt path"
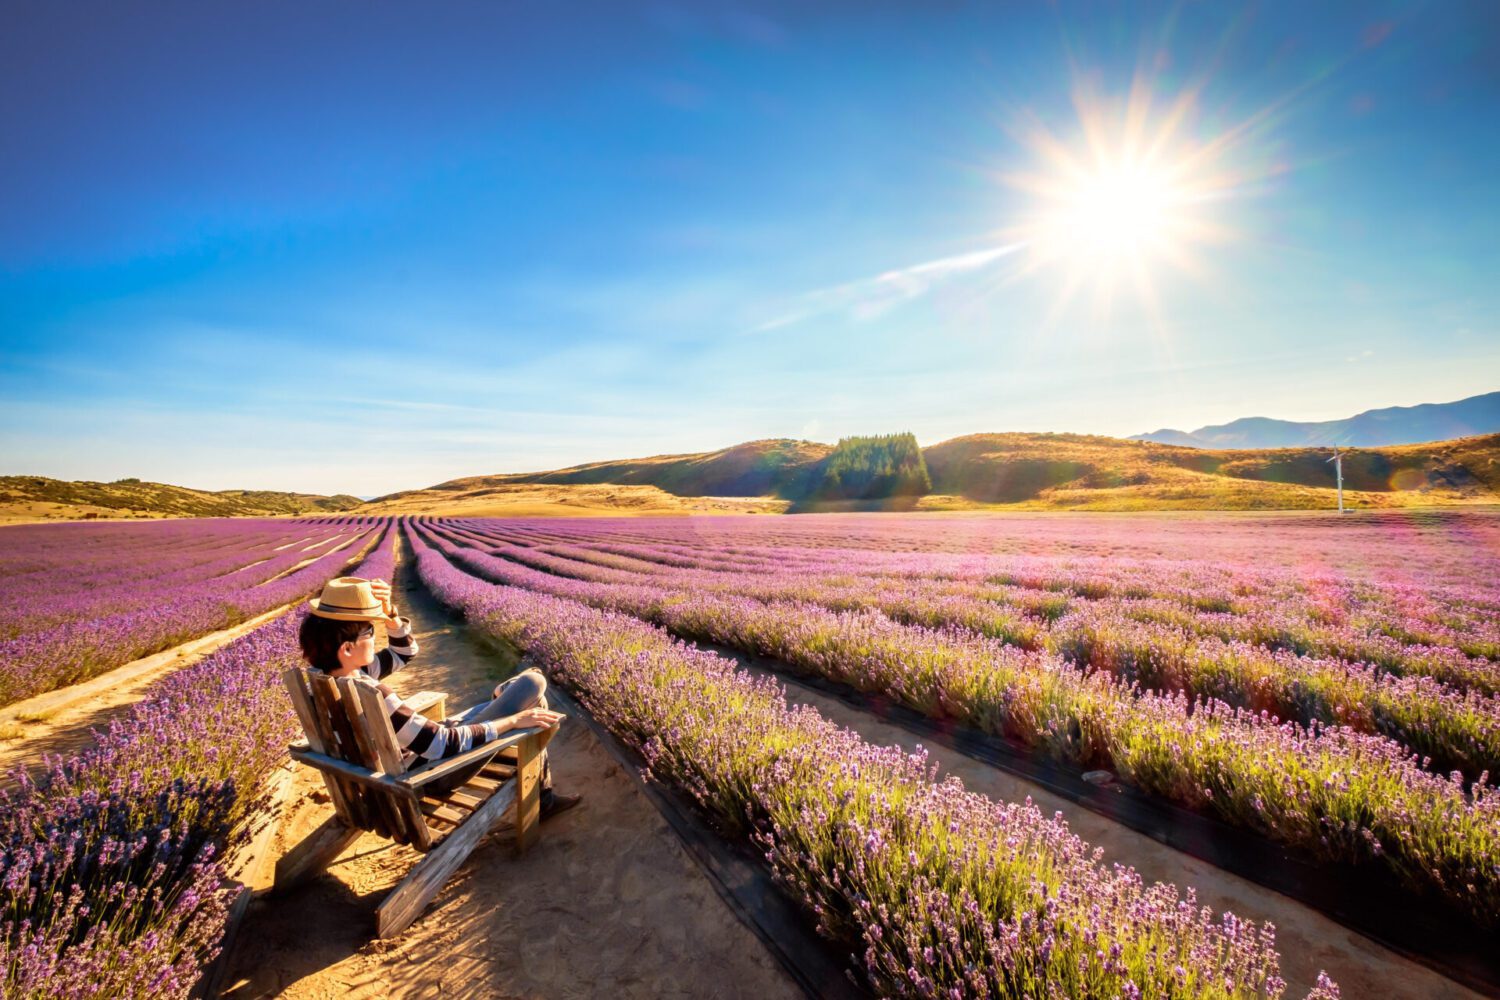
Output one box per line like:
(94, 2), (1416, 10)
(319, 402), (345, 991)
(216, 539), (800, 1000)
(734, 659), (1483, 1000)
(0, 603), (296, 785)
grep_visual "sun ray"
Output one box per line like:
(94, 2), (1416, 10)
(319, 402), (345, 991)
(998, 68), (1279, 322)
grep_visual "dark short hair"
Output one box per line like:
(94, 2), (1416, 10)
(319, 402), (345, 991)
(298, 614), (369, 672)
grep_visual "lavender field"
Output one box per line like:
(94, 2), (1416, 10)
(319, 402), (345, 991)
(0, 519), (379, 705)
(4, 511), (1499, 998)
(410, 513), (1500, 925)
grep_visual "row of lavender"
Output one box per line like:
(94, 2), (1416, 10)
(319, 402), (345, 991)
(406, 521), (1340, 998)
(416, 519), (1500, 922)
(3, 521), (343, 638)
(471, 509), (1500, 596)
(0, 523), (394, 999)
(4, 521), (322, 635)
(473, 518), (1500, 668)
(0, 521), (374, 706)
(440, 520), (1500, 780)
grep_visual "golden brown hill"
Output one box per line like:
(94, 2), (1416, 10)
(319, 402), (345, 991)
(369, 431), (1500, 516)
(379, 438), (830, 503)
(360, 482), (789, 518)
(361, 439), (823, 517)
(24, 432), (1490, 522)
(0, 476), (364, 524)
(921, 432), (1500, 510)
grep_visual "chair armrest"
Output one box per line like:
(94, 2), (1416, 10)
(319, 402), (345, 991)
(406, 690), (447, 719)
(398, 724), (557, 790)
(290, 744), (415, 796)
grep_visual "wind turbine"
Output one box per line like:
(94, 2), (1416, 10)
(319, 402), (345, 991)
(1327, 446), (1347, 514)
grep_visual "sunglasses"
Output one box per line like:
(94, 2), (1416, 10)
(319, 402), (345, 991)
(354, 625), (376, 642)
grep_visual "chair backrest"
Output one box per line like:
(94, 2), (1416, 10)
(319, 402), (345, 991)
(282, 667), (427, 847)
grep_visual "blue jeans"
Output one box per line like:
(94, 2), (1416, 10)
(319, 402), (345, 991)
(430, 669), (553, 794)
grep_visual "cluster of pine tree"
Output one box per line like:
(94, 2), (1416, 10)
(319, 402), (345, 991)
(813, 432), (932, 500)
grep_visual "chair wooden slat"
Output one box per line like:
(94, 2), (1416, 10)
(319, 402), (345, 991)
(281, 669), (356, 826)
(289, 670), (370, 830)
(290, 745), (414, 793)
(461, 773), (504, 794)
(443, 788), (486, 813)
(375, 780), (518, 938)
(418, 799), (471, 828)
(308, 675), (383, 837)
(336, 679), (411, 845)
(347, 677), (433, 851)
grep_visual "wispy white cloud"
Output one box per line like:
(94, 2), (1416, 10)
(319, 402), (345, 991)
(750, 244), (1024, 333)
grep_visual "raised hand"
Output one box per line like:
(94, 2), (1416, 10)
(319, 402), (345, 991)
(368, 578), (400, 624)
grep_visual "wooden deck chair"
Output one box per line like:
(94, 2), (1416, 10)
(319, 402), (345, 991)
(276, 667), (559, 937)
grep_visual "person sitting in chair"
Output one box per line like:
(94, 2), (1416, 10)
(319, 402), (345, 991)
(297, 575), (581, 819)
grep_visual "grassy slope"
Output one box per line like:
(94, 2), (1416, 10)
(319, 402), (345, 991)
(921, 432), (1500, 510)
(414, 438), (831, 499)
(360, 482), (790, 517)
(0, 475), (365, 522)
(371, 432), (1500, 515)
(15, 432), (1496, 521)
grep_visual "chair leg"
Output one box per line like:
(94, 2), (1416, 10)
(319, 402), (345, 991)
(513, 741), (543, 855)
(375, 781), (518, 938)
(272, 817), (362, 894)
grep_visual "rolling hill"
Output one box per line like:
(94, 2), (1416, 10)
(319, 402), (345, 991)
(0, 476), (365, 523)
(437, 438), (830, 498)
(12, 429), (1499, 523)
(363, 431), (1500, 515)
(918, 432), (1500, 510)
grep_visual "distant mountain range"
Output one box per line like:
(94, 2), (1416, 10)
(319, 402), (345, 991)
(1131, 391), (1500, 449)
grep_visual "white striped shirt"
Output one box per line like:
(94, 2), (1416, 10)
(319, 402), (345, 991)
(350, 618), (503, 763)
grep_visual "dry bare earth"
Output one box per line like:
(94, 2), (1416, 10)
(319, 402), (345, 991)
(219, 549), (797, 1000)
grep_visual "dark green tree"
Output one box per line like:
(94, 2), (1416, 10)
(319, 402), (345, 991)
(813, 432), (932, 500)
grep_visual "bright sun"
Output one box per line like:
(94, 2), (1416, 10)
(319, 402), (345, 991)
(1048, 163), (1180, 259)
(1000, 77), (1262, 318)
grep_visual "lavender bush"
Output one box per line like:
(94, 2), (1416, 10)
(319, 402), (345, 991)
(415, 518), (1500, 921)
(0, 523), (396, 999)
(406, 521), (1340, 998)
(0, 523), (380, 706)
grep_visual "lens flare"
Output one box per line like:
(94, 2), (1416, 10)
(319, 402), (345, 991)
(1000, 73), (1275, 321)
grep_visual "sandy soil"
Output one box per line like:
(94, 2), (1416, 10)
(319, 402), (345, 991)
(751, 665), (1485, 1000)
(217, 544), (799, 1000)
(0, 603), (296, 785)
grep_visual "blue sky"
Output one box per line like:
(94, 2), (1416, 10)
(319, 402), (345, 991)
(2, 1), (1497, 495)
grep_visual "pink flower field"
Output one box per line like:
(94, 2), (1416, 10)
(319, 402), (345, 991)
(5, 509), (1499, 998)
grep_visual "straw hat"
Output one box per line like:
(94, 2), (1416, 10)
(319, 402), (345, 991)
(308, 577), (385, 621)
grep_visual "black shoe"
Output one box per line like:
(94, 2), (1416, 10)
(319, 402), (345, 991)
(539, 789), (582, 821)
